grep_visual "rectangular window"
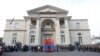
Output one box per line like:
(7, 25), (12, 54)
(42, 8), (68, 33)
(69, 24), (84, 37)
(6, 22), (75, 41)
(76, 22), (80, 29)
(61, 35), (65, 43)
(61, 31), (64, 35)
(14, 23), (18, 29)
(31, 35), (35, 43)
(12, 39), (16, 44)
(78, 37), (82, 43)
(30, 31), (35, 35)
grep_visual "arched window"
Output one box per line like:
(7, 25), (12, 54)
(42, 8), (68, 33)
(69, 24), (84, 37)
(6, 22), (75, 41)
(59, 17), (65, 25)
(42, 19), (55, 28)
(43, 22), (53, 28)
(13, 33), (17, 37)
(12, 33), (17, 44)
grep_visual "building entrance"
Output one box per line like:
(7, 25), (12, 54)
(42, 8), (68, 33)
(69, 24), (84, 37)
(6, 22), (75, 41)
(43, 38), (54, 52)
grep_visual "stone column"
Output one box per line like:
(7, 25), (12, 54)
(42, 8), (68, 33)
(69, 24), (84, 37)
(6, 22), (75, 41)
(55, 17), (61, 45)
(65, 18), (70, 45)
(35, 18), (40, 46)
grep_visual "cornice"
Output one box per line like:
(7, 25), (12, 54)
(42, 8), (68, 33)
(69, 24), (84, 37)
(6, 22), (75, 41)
(24, 16), (40, 20)
(4, 30), (26, 31)
(7, 19), (25, 21)
(69, 19), (88, 21)
(69, 29), (90, 31)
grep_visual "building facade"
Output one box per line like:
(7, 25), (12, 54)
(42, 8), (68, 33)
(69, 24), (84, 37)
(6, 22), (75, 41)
(3, 5), (91, 46)
(92, 35), (100, 44)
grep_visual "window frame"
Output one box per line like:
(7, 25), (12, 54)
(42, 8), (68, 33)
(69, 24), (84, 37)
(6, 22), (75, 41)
(12, 33), (17, 44)
(76, 22), (80, 29)
(61, 35), (65, 43)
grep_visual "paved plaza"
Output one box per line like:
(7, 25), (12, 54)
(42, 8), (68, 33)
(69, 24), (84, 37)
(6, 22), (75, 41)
(2, 51), (100, 56)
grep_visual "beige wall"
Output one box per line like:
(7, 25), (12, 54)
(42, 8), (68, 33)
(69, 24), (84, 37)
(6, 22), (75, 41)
(70, 31), (92, 45)
(3, 31), (26, 46)
(5, 20), (26, 30)
(69, 19), (89, 29)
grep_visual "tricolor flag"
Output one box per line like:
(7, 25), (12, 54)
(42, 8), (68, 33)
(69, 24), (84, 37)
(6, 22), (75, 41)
(10, 17), (14, 24)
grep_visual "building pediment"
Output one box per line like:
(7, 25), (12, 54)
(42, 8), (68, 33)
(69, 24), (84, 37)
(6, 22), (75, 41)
(27, 5), (68, 14)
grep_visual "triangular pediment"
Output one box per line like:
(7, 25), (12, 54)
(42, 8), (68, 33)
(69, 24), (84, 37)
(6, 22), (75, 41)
(27, 5), (68, 14)
(38, 8), (58, 12)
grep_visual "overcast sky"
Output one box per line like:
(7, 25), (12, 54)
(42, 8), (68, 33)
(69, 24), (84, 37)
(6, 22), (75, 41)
(0, 0), (100, 37)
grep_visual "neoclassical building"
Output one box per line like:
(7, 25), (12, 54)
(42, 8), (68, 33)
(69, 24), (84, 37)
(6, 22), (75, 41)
(3, 5), (91, 46)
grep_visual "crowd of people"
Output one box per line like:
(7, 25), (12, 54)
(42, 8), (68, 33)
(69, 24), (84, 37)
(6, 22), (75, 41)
(79, 45), (100, 52)
(0, 43), (100, 53)
(56, 44), (100, 52)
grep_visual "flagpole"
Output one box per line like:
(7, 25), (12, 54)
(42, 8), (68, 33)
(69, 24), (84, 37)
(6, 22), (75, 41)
(10, 17), (14, 24)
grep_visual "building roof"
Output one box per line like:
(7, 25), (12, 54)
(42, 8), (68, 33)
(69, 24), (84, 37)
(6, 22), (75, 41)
(27, 5), (68, 14)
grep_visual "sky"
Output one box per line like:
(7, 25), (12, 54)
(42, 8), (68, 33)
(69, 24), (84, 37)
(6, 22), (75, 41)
(0, 0), (100, 37)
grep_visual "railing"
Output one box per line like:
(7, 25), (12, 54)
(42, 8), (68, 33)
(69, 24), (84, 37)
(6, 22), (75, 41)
(41, 28), (55, 31)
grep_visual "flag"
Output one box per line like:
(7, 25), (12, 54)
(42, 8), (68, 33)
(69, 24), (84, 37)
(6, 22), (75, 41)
(10, 17), (14, 24)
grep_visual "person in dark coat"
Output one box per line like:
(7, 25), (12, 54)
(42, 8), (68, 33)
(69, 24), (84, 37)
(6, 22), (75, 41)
(31, 46), (34, 52)
(14, 45), (18, 52)
(0, 43), (3, 56)
(33, 46), (37, 52)
(40, 46), (43, 52)
(98, 45), (100, 52)
(22, 45), (29, 52)
(81, 45), (85, 52)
